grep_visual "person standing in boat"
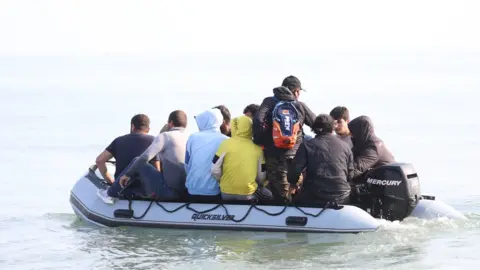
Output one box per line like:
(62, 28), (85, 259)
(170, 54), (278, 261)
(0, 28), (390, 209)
(95, 114), (159, 199)
(211, 115), (273, 201)
(287, 114), (354, 206)
(117, 110), (190, 201)
(252, 75), (316, 203)
(330, 106), (353, 149)
(348, 115), (395, 181)
(184, 108), (229, 202)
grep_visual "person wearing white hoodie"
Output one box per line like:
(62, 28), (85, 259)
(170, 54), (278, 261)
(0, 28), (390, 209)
(185, 108), (229, 202)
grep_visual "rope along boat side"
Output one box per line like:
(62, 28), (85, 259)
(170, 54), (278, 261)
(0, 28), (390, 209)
(70, 162), (466, 233)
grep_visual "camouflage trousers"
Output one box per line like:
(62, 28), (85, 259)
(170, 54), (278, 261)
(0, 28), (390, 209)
(265, 155), (303, 203)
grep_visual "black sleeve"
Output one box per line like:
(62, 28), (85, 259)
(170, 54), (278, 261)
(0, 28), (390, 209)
(105, 138), (117, 157)
(299, 102), (316, 128)
(353, 146), (379, 177)
(252, 97), (273, 145)
(347, 148), (354, 182)
(287, 142), (308, 185)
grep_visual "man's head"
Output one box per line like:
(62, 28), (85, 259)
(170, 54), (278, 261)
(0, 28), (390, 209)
(329, 106), (350, 136)
(130, 114), (150, 133)
(243, 104), (260, 118)
(167, 110), (188, 129)
(312, 114), (335, 136)
(282, 75), (306, 99)
(213, 105), (231, 136)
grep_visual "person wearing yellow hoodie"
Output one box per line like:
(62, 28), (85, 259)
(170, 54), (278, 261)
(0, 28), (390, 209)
(211, 115), (273, 201)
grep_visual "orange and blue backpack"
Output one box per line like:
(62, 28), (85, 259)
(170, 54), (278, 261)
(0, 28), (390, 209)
(271, 98), (301, 149)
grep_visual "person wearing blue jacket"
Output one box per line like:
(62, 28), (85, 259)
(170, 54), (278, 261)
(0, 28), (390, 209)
(185, 108), (229, 202)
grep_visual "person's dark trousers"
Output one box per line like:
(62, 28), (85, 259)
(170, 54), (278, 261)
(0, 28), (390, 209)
(253, 187), (274, 201)
(139, 163), (180, 201)
(107, 157), (144, 198)
(265, 155), (303, 204)
(265, 155), (289, 203)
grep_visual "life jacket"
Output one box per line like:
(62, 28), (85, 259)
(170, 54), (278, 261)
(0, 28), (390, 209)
(271, 98), (300, 149)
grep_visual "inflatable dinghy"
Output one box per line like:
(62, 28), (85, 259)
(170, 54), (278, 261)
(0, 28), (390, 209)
(70, 162), (466, 233)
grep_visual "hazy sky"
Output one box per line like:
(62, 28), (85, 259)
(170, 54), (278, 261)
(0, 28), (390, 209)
(1, 0), (479, 55)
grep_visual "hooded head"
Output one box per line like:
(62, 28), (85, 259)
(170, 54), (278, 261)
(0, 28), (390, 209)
(273, 86), (296, 101)
(194, 109), (224, 132)
(230, 115), (253, 139)
(348, 115), (375, 147)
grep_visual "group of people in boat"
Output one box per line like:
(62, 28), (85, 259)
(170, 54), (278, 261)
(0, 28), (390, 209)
(95, 75), (395, 206)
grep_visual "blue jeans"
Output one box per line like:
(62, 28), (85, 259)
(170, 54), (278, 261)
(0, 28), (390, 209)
(107, 158), (144, 198)
(139, 164), (180, 201)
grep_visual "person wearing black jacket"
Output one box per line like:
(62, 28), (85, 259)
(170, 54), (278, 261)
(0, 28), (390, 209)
(287, 114), (353, 206)
(252, 75), (316, 202)
(348, 115), (395, 180)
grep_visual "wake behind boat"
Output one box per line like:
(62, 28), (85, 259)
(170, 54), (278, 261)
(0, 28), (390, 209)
(70, 162), (466, 233)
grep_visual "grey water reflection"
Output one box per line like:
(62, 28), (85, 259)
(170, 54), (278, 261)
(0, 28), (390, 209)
(69, 219), (428, 269)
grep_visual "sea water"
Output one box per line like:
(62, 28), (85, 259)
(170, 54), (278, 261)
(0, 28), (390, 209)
(1, 52), (479, 269)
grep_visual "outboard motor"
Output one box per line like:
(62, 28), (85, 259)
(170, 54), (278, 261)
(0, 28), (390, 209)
(353, 162), (421, 221)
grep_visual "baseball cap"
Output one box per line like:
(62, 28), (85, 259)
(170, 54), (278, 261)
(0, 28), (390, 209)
(281, 75), (306, 92)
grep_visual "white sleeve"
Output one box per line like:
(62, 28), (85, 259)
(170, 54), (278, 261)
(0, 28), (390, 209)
(211, 152), (226, 182)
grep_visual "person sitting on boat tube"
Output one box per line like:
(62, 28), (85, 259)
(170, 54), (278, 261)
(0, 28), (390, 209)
(184, 108), (229, 202)
(95, 114), (159, 200)
(287, 114), (354, 206)
(330, 106), (353, 149)
(348, 115), (395, 181)
(211, 115), (273, 201)
(117, 110), (190, 201)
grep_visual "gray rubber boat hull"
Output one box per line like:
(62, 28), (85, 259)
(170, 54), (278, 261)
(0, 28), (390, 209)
(70, 170), (382, 233)
(70, 168), (467, 233)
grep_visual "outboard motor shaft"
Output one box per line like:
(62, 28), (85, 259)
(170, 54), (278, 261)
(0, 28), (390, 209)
(353, 162), (421, 221)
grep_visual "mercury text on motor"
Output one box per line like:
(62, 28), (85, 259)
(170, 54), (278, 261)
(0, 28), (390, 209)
(366, 178), (402, 186)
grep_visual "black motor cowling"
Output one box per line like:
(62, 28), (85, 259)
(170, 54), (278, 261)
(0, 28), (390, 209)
(353, 162), (421, 221)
